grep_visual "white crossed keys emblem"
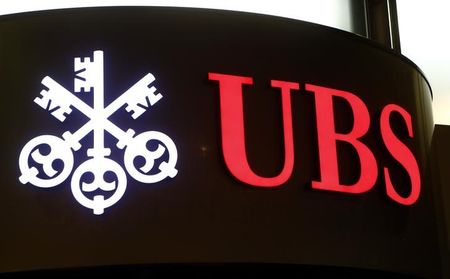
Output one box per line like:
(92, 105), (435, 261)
(18, 50), (178, 215)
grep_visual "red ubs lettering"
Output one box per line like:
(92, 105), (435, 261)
(209, 72), (420, 206)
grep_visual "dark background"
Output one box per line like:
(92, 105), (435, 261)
(0, 7), (440, 278)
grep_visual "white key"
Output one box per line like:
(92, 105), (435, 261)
(104, 73), (162, 119)
(74, 50), (103, 94)
(35, 76), (94, 122)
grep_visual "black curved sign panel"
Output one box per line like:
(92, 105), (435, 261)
(0, 7), (440, 278)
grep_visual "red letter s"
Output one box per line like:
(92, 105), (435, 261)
(380, 104), (421, 205)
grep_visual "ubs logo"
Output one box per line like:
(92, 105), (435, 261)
(209, 73), (421, 206)
(18, 50), (178, 215)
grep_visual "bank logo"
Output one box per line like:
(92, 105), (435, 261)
(18, 50), (178, 215)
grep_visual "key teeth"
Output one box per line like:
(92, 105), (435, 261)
(52, 110), (68, 122)
(148, 90), (163, 106)
(34, 92), (71, 122)
(35, 77), (74, 122)
(34, 82), (53, 110)
(125, 105), (146, 119)
(132, 107), (146, 119)
(41, 76), (52, 87)
(144, 73), (155, 85)
(123, 87), (161, 119)
(74, 57), (92, 72)
(74, 79), (94, 93)
(51, 103), (72, 122)
(33, 92), (48, 110)
(74, 51), (103, 93)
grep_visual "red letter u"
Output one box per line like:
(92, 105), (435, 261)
(209, 72), (297, 187)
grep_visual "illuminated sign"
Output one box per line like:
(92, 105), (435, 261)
(15, 51), (421, 216)
(0, 8), (439, 277)
(209, 72), (421, 205)
(18, 50), (178, 215)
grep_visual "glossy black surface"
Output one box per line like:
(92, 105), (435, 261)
(0, 7), (439, 278)
(1, 264), (425, 279)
